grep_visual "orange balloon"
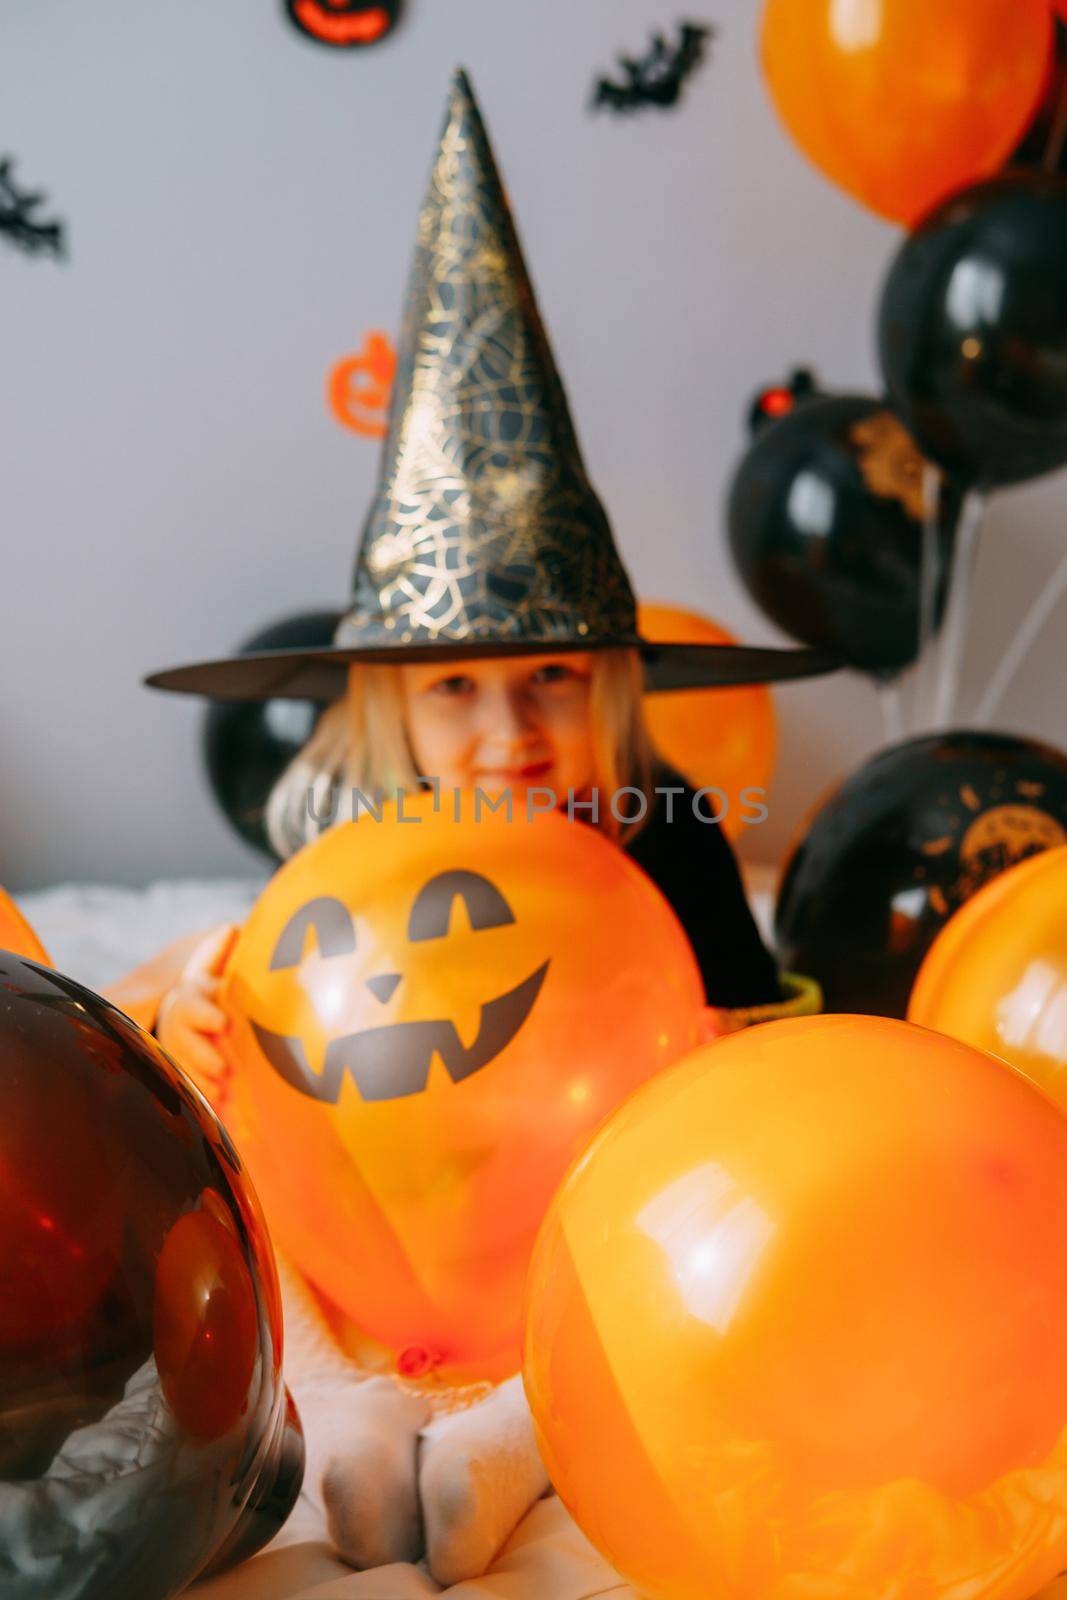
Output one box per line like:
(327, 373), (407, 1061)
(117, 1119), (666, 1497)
(524, 1015), (1067, 1600)
(638, 603), (776, 842)
(221, 796), (705, 1383)
(0, 886), (49, 965)
(761, 0), (1053, 225)
(909, 844), (1067, 1109)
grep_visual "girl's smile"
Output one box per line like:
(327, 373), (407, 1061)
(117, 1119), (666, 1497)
(399, 654), (596, 802)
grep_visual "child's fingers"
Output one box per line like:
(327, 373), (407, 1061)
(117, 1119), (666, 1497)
(183, 923), (241, 985)
(165, 1026), (228, 1087)
(177, 990), (229, 1036)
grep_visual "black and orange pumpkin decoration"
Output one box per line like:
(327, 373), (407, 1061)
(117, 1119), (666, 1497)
(285, 0), (400, 49)
(219, 795), (705, 1382)
(776, 731), (1067, 1017)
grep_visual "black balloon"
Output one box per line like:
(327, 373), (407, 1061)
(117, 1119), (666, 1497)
(1010, 19), (1067, 175)
(727, 394), (957, 677)
(776, 731), (1067, 1018)
(0, 953), (304, 1600)
(879, 172), (1067, 488)
(203, 610), (342, 861)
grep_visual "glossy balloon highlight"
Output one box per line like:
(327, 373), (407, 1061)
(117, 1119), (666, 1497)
(525, 1015), (1067, 1600)
(0, 954), (302, 1600)
(219, 796), (706, 1383)
(910, 844), (1067, 1108)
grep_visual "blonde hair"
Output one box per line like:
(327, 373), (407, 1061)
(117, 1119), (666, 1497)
(265, 649), (655, 859)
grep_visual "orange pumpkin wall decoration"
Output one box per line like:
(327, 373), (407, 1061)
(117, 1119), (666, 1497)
(327, 330), (397, 439)
(0, 886), (49, 965)
(285, 0), (400, 49)
(219, 796), (706, 1383)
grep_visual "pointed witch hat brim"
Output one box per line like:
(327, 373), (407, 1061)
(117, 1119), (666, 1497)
(146, 70), (839, 703)
(146, 636), (836, 701)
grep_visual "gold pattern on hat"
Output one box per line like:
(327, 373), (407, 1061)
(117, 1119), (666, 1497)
(335, 69), (638, 653)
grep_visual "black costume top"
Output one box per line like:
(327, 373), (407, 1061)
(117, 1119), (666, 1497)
(624, 774), (781, 1009)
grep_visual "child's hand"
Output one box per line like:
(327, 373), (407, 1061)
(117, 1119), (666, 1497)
(156, 924), (239, 1107)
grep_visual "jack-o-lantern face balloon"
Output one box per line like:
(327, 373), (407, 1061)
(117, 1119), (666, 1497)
(285, 0), (400, 49)
(0, 886), (49, 965)
(220, 796), (705, 1382)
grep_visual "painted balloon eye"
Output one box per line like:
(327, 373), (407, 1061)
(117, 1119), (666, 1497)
(407, 871), (515, 942)
(270, 895), (357, 970)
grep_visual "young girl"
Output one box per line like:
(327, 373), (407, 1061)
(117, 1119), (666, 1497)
(144, 69), (830, 1586)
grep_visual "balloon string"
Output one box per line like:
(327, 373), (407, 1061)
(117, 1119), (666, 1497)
(1044, 71), (1067, 174)
(973, 549), (1067, 728)
(912, 464), (944, 735)
(877, 681), (904, 746)
(931, 489), (986, 729)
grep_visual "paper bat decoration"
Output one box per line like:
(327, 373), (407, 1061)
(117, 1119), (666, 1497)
(0, 158), (65, 258)
(592, 22), (714, 113)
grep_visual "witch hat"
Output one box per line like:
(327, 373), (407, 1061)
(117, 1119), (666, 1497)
(147, 70), (835, 702)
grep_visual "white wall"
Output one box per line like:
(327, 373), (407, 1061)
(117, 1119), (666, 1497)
(3, 0), (1065, 889)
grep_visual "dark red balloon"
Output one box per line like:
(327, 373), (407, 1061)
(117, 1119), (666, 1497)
(0, 955), (303, 1599)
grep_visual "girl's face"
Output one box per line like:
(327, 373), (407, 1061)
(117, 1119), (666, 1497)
(398, 653), (597, 803)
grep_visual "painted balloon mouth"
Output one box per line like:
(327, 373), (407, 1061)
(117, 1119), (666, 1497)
(249, 961), (550, 1104)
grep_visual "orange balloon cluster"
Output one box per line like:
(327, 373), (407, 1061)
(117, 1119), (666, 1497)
(0, 886), (48, 965)
(220, 796), (705, 1382)
(761, 0), (1053, 224)
(525, 1016), (1067, 1600)
(638, 603), (776, 841)
(910, 845), (1067, 1110)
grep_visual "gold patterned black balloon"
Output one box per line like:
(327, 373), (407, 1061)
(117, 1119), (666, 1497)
(775, 732), (1067, 1017)
(0, 954), (303, 1600)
